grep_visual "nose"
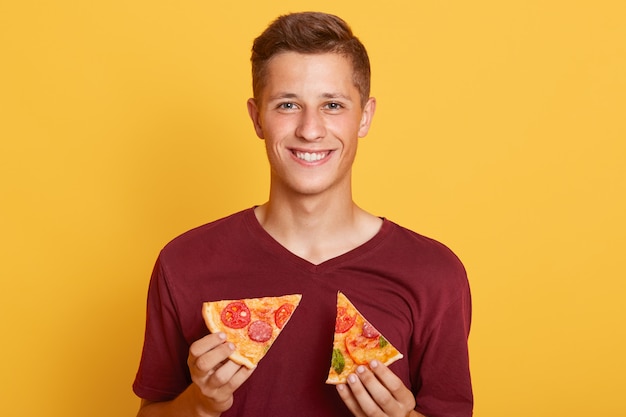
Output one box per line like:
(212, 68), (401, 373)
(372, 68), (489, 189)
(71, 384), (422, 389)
(295, 108), (326, 141)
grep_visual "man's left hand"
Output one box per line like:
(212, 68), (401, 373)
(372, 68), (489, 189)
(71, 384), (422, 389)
(336, 360), (422, 417)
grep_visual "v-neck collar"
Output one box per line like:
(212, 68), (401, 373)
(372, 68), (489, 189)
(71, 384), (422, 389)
(242, 207), (391, 273)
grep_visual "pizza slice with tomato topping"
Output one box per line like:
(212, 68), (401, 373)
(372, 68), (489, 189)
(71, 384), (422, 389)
(202, 294), (302, 369)
(326, 291), (403, 384)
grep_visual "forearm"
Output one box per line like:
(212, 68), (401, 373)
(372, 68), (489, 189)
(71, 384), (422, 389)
(137, 385), (219, 417)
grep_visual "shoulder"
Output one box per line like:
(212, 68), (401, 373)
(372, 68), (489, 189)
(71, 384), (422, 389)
(379, 220), (469, 294)
(158, 208), (254, 262)
(385, 220), (465, 270)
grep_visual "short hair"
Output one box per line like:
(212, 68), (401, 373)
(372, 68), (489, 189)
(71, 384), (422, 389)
(251, 12), (371, 107)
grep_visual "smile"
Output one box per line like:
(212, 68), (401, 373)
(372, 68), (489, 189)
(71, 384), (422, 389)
(294, 151), (330, 162)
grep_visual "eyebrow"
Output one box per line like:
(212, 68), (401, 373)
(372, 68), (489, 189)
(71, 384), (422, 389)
(321, 93), (353, 102)
(267, 92), (298, 101)
(267, 92), (354, 102)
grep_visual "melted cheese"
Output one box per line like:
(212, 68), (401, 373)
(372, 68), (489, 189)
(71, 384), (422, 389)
(326, 292), (403, 384)
(203, 294), (302, 369)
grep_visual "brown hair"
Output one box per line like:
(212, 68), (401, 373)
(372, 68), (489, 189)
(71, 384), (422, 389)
(251, 12), (371, 107)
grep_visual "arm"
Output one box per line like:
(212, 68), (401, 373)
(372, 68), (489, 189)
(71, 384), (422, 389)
(137, 333), (254, 417)
(336, 360), (424, 417)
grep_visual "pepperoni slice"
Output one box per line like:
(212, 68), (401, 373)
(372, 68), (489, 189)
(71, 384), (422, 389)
(335, 306), (356, 333)
(362, 321), (380, 339)
(220, 301), (251, 329)
(248, 320), (273, 342)
(274, 303), (295, 329)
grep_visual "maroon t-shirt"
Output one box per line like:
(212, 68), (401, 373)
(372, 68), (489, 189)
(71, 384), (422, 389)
(133, 208), (473, 417)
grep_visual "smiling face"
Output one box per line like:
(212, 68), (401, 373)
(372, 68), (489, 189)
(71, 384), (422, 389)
(247, 52), (376, 200)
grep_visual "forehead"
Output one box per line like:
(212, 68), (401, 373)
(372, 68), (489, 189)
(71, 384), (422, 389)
(261, 52), (357, 97)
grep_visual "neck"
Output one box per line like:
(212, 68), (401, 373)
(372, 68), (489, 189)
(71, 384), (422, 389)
(254, 191), (382, 265)
(261, 195), (357, 232)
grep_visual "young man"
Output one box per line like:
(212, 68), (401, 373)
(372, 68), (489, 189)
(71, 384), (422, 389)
(133, 11), (472, 417)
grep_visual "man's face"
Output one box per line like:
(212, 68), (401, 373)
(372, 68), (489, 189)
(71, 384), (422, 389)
(247, 52), (376, 198)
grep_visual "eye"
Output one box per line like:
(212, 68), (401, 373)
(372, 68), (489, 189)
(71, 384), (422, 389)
(324, 102), (344, 111)
(277, 102), (298, 110)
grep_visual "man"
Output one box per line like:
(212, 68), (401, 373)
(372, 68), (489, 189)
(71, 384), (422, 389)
(133, 11), (472, 417)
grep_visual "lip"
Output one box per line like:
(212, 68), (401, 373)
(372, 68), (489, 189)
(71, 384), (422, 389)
(289, 149), (333, 164)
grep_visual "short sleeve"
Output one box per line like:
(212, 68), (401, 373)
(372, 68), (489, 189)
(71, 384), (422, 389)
(413, 279), (473, 417)
(132, 257), (192, 401)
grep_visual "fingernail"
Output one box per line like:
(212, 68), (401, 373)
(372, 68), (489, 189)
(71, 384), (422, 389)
(348, 374), (357, 384)
(370, 360), (379, 368)
(227, 342), (235, 351)
(337, 384), (345, 391)
(218, 332), (227, 340)
(356, 365), (366, 374)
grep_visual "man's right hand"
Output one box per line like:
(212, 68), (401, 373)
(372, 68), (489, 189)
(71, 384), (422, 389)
(137, 333), (254, 417)
(187, 332), (255, 415)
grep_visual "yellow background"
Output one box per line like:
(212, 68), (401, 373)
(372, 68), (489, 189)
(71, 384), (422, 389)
(1, 1), (625, 416)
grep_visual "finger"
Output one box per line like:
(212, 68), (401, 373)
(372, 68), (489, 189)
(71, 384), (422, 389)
(189, 332), (228, 360)
(336, 383), (366, 417)
(219, 362), (255, 390)
(200, 361), (255, 404)
(193, 342), (236, 375)
(207, 359), (247, 388)
(346, 369), (385, 416)
(368, 360), (416, 410)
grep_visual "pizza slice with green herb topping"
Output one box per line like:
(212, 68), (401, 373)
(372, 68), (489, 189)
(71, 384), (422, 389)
(326, 291), (403, 384)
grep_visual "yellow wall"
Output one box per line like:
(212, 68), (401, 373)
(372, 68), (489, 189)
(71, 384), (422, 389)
(1, 1), (624, 416)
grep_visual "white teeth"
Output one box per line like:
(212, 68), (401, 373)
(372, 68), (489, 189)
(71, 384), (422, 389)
(295, 151), (327, 162)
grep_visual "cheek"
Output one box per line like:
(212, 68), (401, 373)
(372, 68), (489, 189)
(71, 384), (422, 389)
(264, 137), (288, 166)
(261, 118), (291, 141)
(329, 119), (361, 144)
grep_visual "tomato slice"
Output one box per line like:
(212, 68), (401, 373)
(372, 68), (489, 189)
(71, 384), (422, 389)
(274, 303), (295, 329)
(220, 301), (251, 329)
(335, 306), (356, 333)
(345, 333), (382, 364)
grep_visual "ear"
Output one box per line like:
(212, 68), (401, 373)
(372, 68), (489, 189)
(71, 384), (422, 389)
(358, 97), (376, 138)
(247, 98), (265, 139)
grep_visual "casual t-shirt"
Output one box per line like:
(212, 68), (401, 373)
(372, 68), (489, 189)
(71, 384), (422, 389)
(133, 208), (473, 417)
